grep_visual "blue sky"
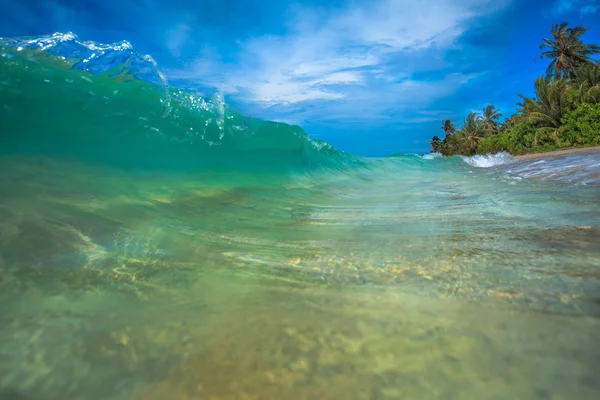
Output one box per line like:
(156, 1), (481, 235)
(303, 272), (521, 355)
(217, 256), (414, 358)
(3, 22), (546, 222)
(2, 0), (600, 155)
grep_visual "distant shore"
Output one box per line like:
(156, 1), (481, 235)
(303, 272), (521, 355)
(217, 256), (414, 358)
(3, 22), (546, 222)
(515, 146), (600, 159)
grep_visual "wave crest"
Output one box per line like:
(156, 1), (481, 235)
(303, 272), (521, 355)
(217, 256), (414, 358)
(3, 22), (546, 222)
(1, 32), (167, 86)
(461, 152), (516, 168)
(0, 32), (354, 171)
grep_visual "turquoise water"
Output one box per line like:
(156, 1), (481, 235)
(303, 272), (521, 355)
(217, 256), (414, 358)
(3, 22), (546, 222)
(1, 33), (600, 400)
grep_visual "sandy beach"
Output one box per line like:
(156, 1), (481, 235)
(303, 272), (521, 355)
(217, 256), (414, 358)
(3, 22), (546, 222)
(515, 146), (600, 159)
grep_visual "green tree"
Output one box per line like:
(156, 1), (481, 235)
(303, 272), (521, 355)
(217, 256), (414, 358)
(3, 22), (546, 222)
(539, 22), (600, 80)
(430, 135), (442, 153)
(438, 134), (463, 156)
(560, 103), (600, 146)
(572, 63), (600, 104)
(440, 120), (456, 137)
(498, 114), (521, 133)
(477, 104), (502, 135)
(457, 112), (485, 154)
(477, 122), (538, 155)
(518, 76), (572, 146)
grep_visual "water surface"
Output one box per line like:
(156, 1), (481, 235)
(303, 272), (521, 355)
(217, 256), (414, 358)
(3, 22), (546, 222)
(1, 33), (599, 400)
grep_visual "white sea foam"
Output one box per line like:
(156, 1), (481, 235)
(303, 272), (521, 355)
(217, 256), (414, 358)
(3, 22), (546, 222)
(461, 150), (600, 185)
(461, 152), (516, 168)
(506, 151), (600, 185)
(422, 153), (442, 160)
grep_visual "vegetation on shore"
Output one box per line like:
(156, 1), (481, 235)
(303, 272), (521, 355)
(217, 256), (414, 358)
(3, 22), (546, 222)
(431, 22), (600, 156)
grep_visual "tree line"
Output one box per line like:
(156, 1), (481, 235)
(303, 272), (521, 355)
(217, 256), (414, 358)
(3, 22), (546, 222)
(431, 22), (600, 156)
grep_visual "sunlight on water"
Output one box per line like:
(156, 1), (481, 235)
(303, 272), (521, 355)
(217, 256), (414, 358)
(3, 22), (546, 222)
(1, 157), (599, 400)
(1, 34), (600, 400)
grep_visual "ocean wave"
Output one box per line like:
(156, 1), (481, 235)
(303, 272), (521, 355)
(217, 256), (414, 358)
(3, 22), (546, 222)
(0, 32), (355, 172)
(461, 152), (517, 168)
(457, 150), (600, 185)
(421, 153), (442, 160)
(1, 32), (598, 185)
(506, 150), (600, 185)
(0, 32), (168, 87)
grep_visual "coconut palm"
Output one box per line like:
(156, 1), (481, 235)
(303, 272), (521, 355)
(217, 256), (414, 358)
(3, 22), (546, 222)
(430, 136), (442, 153)
(518, 76), (572, 145)
(499, 114), (521, 132)
(572, 63), (600, 103)
(440, 120), (456, 138)
(574, 62), (600, 85)
(477, 104), (502, 135)
(460, 112), (484, 136)
(539, 22), (600, 80)
(438, 134), (463, 156)
(456, 112), (485, 153)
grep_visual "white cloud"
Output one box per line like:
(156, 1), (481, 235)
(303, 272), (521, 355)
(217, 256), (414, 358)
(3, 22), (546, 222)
(168, 0), (510, 122)
(553, 0), (600, 15)
(581, 4), (600, 13)
(166, 23), (191, 57)
(253, 72), (482, 126)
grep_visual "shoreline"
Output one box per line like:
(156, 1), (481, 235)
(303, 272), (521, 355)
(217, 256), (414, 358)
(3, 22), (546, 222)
(514, 146), (600, 159)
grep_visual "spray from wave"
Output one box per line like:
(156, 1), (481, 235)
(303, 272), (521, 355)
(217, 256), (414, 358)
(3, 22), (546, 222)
(421, 153), (442, 160)
(460, 152), (516, 168)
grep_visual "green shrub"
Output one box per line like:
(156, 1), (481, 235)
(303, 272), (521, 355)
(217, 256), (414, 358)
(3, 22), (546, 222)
(476, 123), (537, 155)
(439, 134), (470, 156)
(476, 136), (498, 154)
(560, 103), (600, 146)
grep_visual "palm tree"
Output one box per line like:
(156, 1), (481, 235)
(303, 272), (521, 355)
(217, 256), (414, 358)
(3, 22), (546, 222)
(440, 120), (456, 138)
(499, 114), (521, 132)
(457, 112), (485, 153)
(518, 76), (572, 145)
(539, 22), (600, 81)
(477, 104), (502, 135)
(430, 136), (442, 153)
(438, 134), (462, 156)
(572, 63), (600, 103)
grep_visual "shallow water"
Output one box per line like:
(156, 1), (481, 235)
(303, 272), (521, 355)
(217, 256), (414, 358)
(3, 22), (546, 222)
(1, 156), (600, 400)
(1, 33), (600, 400)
